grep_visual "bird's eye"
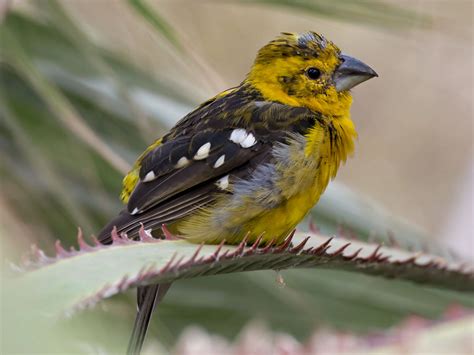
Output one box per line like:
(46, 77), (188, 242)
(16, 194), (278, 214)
(306, 67), (321, 80)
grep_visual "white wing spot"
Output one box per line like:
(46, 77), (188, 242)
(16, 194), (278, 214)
(142, 170), (156, 182)
(241, 133), (256, 148)
(131, 207), (139, 215)
(216, 175), (229, 190)
(175, 156), (190, 168)
(213, 154), (225, 168)
(194, 142), (211, 160)
(230, 128), (256, 148)
(144, 228), (153, 237)
(230, 128), (248, 144)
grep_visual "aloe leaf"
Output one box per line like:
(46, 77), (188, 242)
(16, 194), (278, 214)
(10, 228), (473, 320)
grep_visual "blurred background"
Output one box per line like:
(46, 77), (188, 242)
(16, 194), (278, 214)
(1, 0), (472, 353)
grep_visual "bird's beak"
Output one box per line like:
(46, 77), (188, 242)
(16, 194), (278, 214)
(333, 54), (378, 92)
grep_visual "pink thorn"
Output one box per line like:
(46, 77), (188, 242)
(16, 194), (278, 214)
(188, 243), (204, 264)
(121, 231), (132, 241)
(309, 220), (320, 234)
(251, 234), (264, 249)
(244, 234), (264, 256)
(77, 227), (93, 251)
(274, 230), (296, 253)
(55, 240), (68, 258)
(366, 245), (382, 262)
(117, 275), (129, 291)
(172, 255), (186, 270)
(111, 226), (121, 244)
(208, 239), (226, 261)
(312, 237), (333, 255)
(260, 239), (275, 254)
(31, 244), (49, 263)
(343, 247), (362, 260)
(90, 235), (101, 246)
(161, 224), (181, 240)
(232, 234), (249, 257)
(328, 242), (351, 257)
(289, 236), (310, 254)
(394, 255), (418, 266)
(138, 224), (155, 243)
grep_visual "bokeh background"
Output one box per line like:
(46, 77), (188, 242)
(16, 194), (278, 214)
(1, 0), (472, 353)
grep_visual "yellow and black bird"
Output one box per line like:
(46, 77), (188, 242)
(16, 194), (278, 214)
(99, 31), (377, 354)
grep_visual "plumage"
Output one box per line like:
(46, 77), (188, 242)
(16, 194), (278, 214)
(98, 31), (377, 354)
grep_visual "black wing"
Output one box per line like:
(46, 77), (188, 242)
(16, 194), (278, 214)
(98, 87), (319, 242)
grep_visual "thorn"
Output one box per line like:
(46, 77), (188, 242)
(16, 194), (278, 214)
(172, 255), (186, 270)
(55, 240), (68, 258)
(187, 243), (204, 264)
(158, 252), (176, 273)
(396, 253), (420, 266)
(120, 231), (133, 243)
(289, 236), (310, 254)
(366, 245), (383, 262)
(343, 247), (362, 260)
(260, 238), (275, 254)
(111, 226), (121, 244)
(90, 234), (101, 246)
(328, 242), (351, 257)
(312, 237), (333, 255)
(274, 230), (296, 253)
(77, 228), (93, 251)
(161, 224), (181, 240)
(250, 234), (264, 250)
(138, 224), (155, 242)
(116, 275), (129, 291)
(31, 244), (49, 263)
(208, 239), (226, 261)
(232, 234), (249, 257)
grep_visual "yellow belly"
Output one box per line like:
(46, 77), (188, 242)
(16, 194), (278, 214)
(241, 190), (319, 243)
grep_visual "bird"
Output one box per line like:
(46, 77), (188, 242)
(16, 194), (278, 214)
(98, 31), (377, 354)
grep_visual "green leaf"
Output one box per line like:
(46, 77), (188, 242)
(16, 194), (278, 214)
(11, 230), (473, 320)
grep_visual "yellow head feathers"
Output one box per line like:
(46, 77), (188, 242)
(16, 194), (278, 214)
(246, 32), (351, 117)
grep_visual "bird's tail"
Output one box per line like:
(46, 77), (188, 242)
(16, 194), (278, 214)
(98, 211), (173, 355)
(127, 283), (172, 355)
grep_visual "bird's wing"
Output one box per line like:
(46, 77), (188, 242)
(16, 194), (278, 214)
(99, 96), (318, 241)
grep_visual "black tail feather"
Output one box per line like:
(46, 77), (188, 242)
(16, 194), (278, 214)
(127, 283), (172, 355)
(98, 213), (173, 355)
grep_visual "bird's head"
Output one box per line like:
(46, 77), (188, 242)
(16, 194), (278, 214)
(246, 31), (377, 117)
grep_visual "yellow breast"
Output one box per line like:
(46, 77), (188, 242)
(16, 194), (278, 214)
(178, 114), (357, 245)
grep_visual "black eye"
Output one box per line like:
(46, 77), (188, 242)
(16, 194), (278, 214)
(306, 67), (321, 80)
